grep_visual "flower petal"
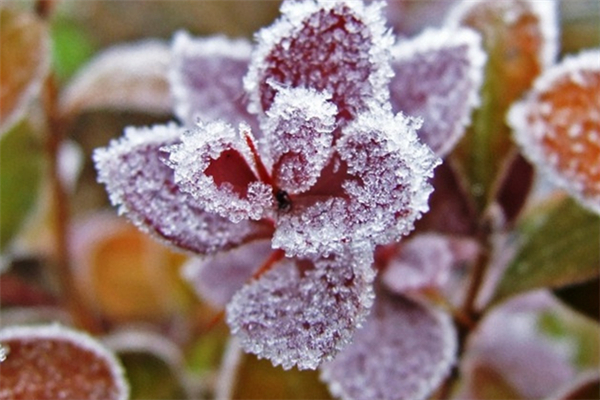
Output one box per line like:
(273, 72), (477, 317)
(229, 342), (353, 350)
(170, 32), (259, 131)
(0, 324), (128, 400)
(166, 121), (274, 223)
(508, 50), (600, 214)
(245, 0), (393, 123)
(264, 87), (337, 194)
(226, 246), (375, 370)
(390, 27), (486, 157)
(320, 294), (457, 400)
(182, 239), (273, 308)
(93, 123), (272, 255)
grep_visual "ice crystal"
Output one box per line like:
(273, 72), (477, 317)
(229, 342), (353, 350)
(93, 124), (272, 254)
(390, 27), (486, 156)
(227, 246), (375, 370)
(245, 0), (394, 122)
(508, 50), (600, 214)
(320, 293), (456, 400)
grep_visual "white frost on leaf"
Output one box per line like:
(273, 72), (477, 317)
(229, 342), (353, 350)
(182, 240), (273, 308)
(264, 87), (337, 194)
(245, 0), (394, 122)
(0, 324), (129, 400)
(337, 110), (440, 247)
(226, 246), (376, 370)
(165, 121), (274, 223)
(93, 123), (271, 254)
(60, 40), (172, 117)
(320, 294), (457, 400)
(390, 27), (487, 157)
(508, 49), (600, 214)
(170, 31), (258, 131)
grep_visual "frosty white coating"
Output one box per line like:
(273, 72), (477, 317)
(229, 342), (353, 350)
(0, 324), (129, 400)
(320, 295), (457, 400)
(390, 27), (487, 157)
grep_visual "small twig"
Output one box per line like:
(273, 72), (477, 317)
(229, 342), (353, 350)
(215, 336), (244, 400)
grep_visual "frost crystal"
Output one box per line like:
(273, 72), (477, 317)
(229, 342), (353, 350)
(166, 121), (274, 223)
(245, 0), (394, 122)
(226, 247), (375, 370)
(170, 32), (258, 131)
(508, 50), (600, 214)
(264, 87), (337, 194)
(320, 293), (457, 400)
(390, 27), (486, 157)
(93, 124), (272, 254)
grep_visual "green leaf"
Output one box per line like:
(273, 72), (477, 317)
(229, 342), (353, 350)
(50, 17), (95, 82)
(0, 6), (50, 135)
(492, 197), (600, 304)
(0, 121), (44, 252)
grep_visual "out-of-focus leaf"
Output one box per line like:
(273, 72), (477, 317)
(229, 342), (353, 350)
(447, 0), (557, 211)
(50, 16), (96, 82)
(560, 0), (600, 54)
(0, 121), (44, 252)
(492, 197), (600, 304)
(554, 277), (600, 322)
(0, 324), (129, 400)
(70, 212), (193, 323)
(493, 152), (535, 227)
(59, 40), (172, 118)
(0, 7), (50, 135)
(551, 372), (600, 400)
(232, 353), (332, 400)
(186, 323), (229, 375)
(119, 351), (186, 400)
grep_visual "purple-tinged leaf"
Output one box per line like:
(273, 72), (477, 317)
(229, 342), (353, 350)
(0, 324), (129, 400)
(93, 123), (273, 255)
(170, 31), (258, 131)
(60, 40), (172, 117)
(264, 87), (337, 194)
(0, 8), (50, 136)
(166, 121), (274, 223)
(414, 160), (478, 236)
(182, 239), (273, 308)
(245, 0), (394, 123)
(508, 49), (600, 215)
(320, 294), (456, 400)
(390, 27), (486, 157)
(549, 371), (600, 400)
(382, 233), (479, 294)
(492, 151), (535, 227)
(226, 246), (375, 370)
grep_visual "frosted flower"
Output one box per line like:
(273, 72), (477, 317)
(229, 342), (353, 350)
(92, 0), (494, 371)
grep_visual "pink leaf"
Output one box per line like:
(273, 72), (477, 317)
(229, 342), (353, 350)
(226, 246), (375, 370)
(0, 324), (129, 400)
(320, 293), (457, 400)
(93, 123), (272, 255)
(390, 27), (486, 157)
(170, 32), (259, 132)
(245, 0), (393, 123)
(182, 239), (273, 308)
(264, 87), (337, 194)
(165, 121), (274, 223)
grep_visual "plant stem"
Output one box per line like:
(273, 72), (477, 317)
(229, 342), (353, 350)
(215, 336), (243, 400)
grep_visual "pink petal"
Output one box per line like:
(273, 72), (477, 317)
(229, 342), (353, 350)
(93, 124), (272, 255)
(226, 246), (376, 370)
(507, 50), (600, 215)
(245, 0), (393, 123)
(264, 87), (337, 194)
(182, 239), (273, 308)
(165, 121), (274, 223)
(320, 294), (457, 400)
(390, 27), (486, 157)
(170, 32), (259, 132)
(0, 324), (129, 400)
(381, 233), (480, 294)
